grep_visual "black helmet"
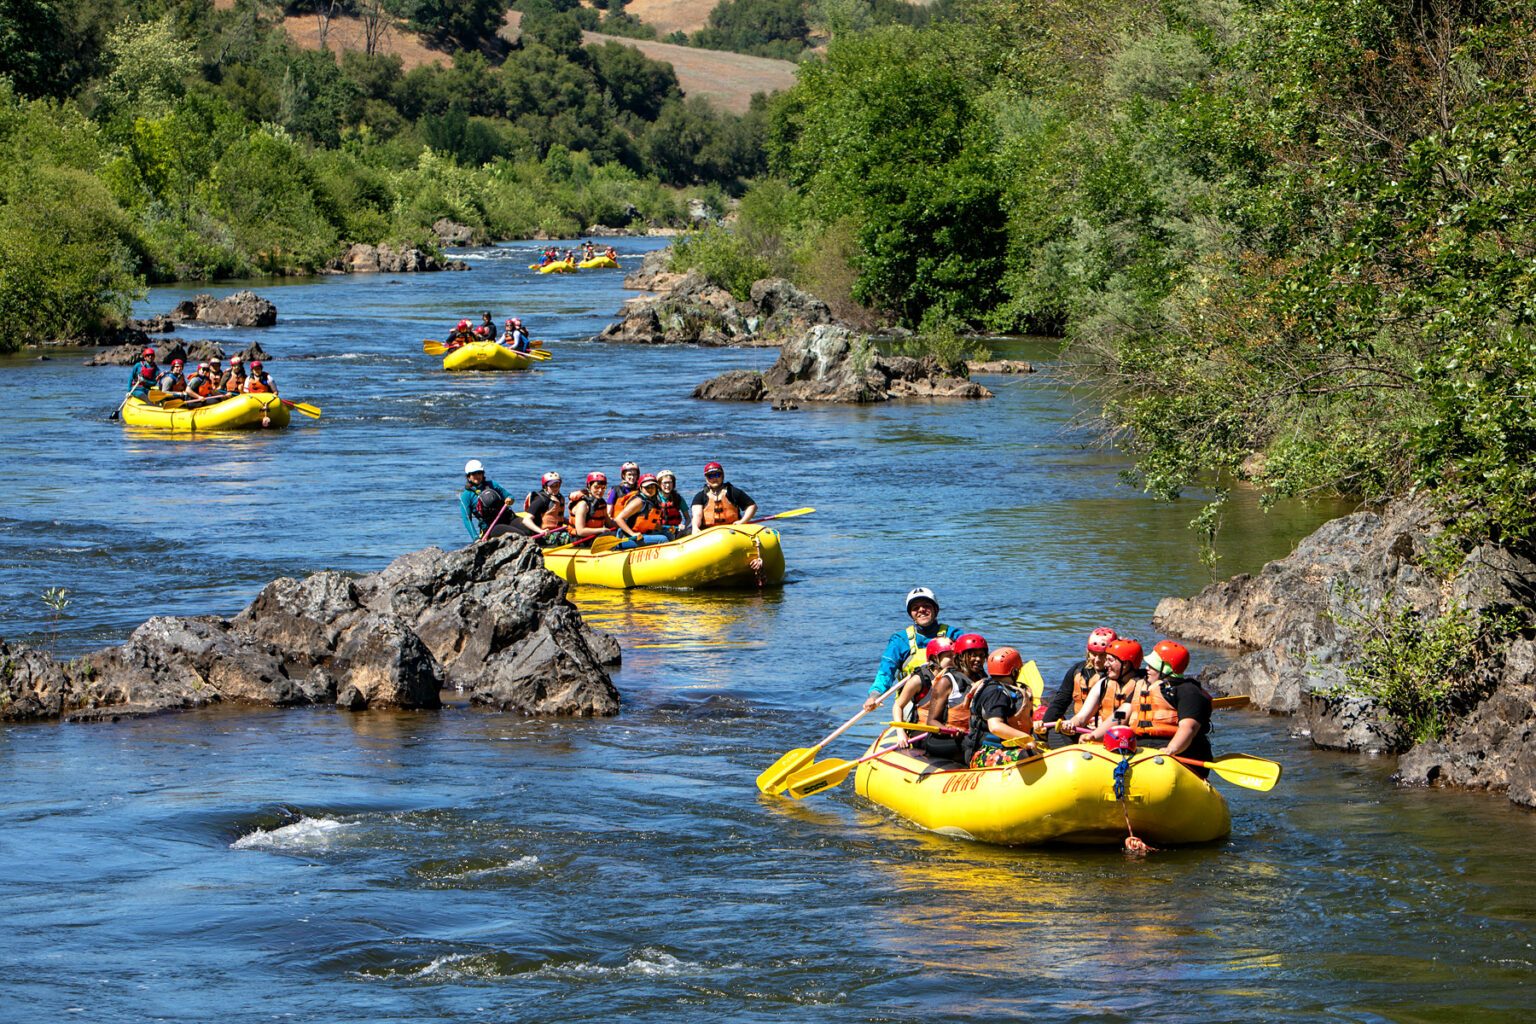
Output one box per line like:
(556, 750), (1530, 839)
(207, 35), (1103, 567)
(476, 488), (504, 520)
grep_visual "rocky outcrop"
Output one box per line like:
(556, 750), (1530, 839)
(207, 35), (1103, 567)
(170, 291), (278, 327)
(622, 248), (679, 291)
(432, 218), (475, 246)
(0, 537), (620, 724)
(326, 243), (469, 274)
(600, 269), (765, 347)
(968, 359), (1037, 375)
(1152, 497), (1536, 806)
(129, 315), (176, 334)
(749, 278), (832, 337)
(692, 326), (993, 406)
(85, 339), (269, 366)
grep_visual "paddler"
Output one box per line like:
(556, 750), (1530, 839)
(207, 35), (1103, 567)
(1040, 627), (1118, 747)
(1088, 640), (1214, 776)
(862, 587), (964, 711)
(569, 472), (631, 547)
(445, 319), (474, 348)
(962, 646), (1039, 767)
(460, 459), (528, 541)
(605, 462), (641, 515)
(503, 318), (531, 351)
(157, 358), (187, 394)
(613, 474), (674, 548)
(479, 312), (498, 340)
(1056, 638), (1144, 738)
(219, 354), (247, 393)
(128, 347), (159, 396)
(689, 461), (757, 532)
(889, 637), (971, 760)
(243, 360), (277, 395)
(652, 470), (690, 538)
(520, 472), (571, 546)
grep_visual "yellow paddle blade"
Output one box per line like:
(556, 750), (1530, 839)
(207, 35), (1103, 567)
(756, 746), (816, 795)
(783, 758), (855, 800)
(1023, 660), (1047, 701)
(1204, 753), (1282, 791)
(585, 535), (623, 553)
(882, 720), (949, 734)
(288, 400), (322, 418)
(1212, 695), (1251, 709)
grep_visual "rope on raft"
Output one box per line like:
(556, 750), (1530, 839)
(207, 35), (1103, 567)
(1115, 755), (1154, 857)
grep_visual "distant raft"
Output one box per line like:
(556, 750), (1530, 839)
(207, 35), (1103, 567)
(577, 256), (620, 269)
(855, 735), (1231, 846)
(537, 260), (578, 274)
(442, 341), (540, 371)
(120, 394), (290, 431)
(541, 523), (785, 589)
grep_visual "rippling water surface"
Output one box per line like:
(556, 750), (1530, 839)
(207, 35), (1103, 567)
(2, 239), (1533, 1021)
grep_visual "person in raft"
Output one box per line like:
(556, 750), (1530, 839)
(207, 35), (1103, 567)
(862, 587), (965, 711)
(520, 472), (571, 547)
(605, 462), (642, 515)
(503, 318), (531, 351)
(567, 472), (622, 547)
(1053, 637), (1146, 740)
(1088, 640), (1214, 776)
(479, 312), (498, 340)
(460, 459), (531, 542)
(156, 358), (187, 394)
(128, 347), (159, 397)
(647, 470), (690, 539)
(962, 646), (1039, 767)
(220, 354), (248, 393)
(889, 637), (972, 760)
(690, 461), (757, 532)
(445, 319), (475, 348)
(243, 360), (277, 395)
(612, 474), (675, 548)
(1041, 627), (1118, 748)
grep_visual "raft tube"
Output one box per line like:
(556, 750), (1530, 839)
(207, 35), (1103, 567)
(855, 735), (1231, 846)
(541, 523), (785, 589)
(120, 394), (290, 431)
(577, 256), (620, 269)
(537, 260), (578, 274)
(442, 341), (539, 371)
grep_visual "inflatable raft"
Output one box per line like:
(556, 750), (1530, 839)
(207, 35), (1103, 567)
(541, 523), (785, 589)
(120, 394), (289, 431)
(578, 256), (620, 269)
(442, 341), (539, 371)
(855, 732), (1230, 846)
(537, 260), (577, 274)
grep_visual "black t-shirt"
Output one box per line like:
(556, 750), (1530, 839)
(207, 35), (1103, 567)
(690, 483), (755, 518)
(526, 491), (562, 525)
(1137, 678), (1213, 764)
(973, 679), (1029, 730)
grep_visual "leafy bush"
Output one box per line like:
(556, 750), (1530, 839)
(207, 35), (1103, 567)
(671, 224), (772, 300)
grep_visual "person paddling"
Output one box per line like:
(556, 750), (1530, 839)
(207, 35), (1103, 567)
(520, 472), (571, 547)
(128, 348), (159, 397)
(220, 354), (247, 393)
(479, 312), (498, 340)
(863, 587), (964, 711)
(1088, 640), (1214, 776)
(1056, 638), (1144, 739)
(243, 360), (277, 395)
(157, 358), (187, 394)
(689, 461), (756, 532)
(445, 319), (474, 349)
(1041, 627), (1117, 748)
(568, 472), (624, 547)
(503, 318), (531, 352)
(460, 459), (530, 541)
(963, 647), (1039, 767)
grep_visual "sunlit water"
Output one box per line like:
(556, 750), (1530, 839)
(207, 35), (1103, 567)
(1, 239), (1532, 1021)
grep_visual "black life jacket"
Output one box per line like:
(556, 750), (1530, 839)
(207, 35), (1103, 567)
(962, 678), (1031, 764)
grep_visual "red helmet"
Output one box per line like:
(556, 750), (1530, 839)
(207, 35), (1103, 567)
(637, 473), (657, 487)
(952, 633), (988, 657)
(586, 472), (607, 486)
(1086, 627), (1118, 653)
(473, 326), (489, 337)
(1106, 639), (1143, 671)
(512, 318), (521, 325)
(541, 472), (561, 486)
(703, 461), (723, 477)
(142, 347), (156, 358)
(170, 358), (183, 367)
(924, 636), (955, 660)
(1103, 725), (1138, 755)
(458, 319), (470, 329)
(1148, 640), (1190, 677)
(250, 360), (263, 370)
(986, 647), (1023, 678)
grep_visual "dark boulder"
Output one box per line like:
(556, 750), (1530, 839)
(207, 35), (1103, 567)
(170, 291), (278, 327)
(691, 370), (766, 402)
(432, 218), (475, 246)
(129, 315), (176, 334)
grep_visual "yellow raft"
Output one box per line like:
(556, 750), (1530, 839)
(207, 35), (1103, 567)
(120, 394), (290, 431)
(577, 256), (620, 269)
(537, 260), (577, 274)
(442, 341), (539, 372)
(541, 523), (785, 589)
(855, 732), (1231, 846)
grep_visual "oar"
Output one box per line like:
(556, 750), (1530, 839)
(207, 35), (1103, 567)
(881, 720), (962, 734)
(1163, 753), (1282, 792)
(425, 339), (551, 360)
(756, 507), (814, 522)
(278, 397), (322, 419)
(758, 691), (894, 795)
(1212, 695), (1250, 709)
(782, 740), (904, 800)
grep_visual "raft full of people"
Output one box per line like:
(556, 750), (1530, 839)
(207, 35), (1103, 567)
(529, 242), (621, 273)
(458, 458), (799, 589)
(426, 313), (548, 371)
(759, 588), (1281, 850)
(114, 348), (316, 430)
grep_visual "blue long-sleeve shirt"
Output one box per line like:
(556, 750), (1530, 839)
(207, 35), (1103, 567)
(459, 480), (510, 540)
(869, 622), (964, 697)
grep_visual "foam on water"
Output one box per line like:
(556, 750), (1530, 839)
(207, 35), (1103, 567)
(230, 816), (355, 851)
(440, 855), (540, 880)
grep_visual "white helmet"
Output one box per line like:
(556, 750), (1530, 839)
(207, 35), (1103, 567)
(905, 586), (938, 611)
(657, 469), (676, 481)
(464, 459), (484, 474)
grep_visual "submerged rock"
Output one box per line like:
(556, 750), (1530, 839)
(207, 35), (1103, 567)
(1152, 497), (1536, 806)
(0, 536), (620, 724)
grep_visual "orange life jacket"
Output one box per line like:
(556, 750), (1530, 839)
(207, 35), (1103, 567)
(244, 375), (272, 394)
(917, 667), (974, 735)
(532, 491), (565, 530)
(1070, 666), (1103, 721)
(623, 493), (665, 532)
(609, 489), (639, 518)
(569, 492), (610, 534)
(1119, 676), (1183, 738)
(700, 486), (740, 527)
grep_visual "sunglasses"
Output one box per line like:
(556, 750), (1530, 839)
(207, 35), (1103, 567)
(705, 472), (722, 479)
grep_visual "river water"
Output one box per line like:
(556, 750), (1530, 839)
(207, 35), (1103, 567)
(1, 238), (1532, 1022)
